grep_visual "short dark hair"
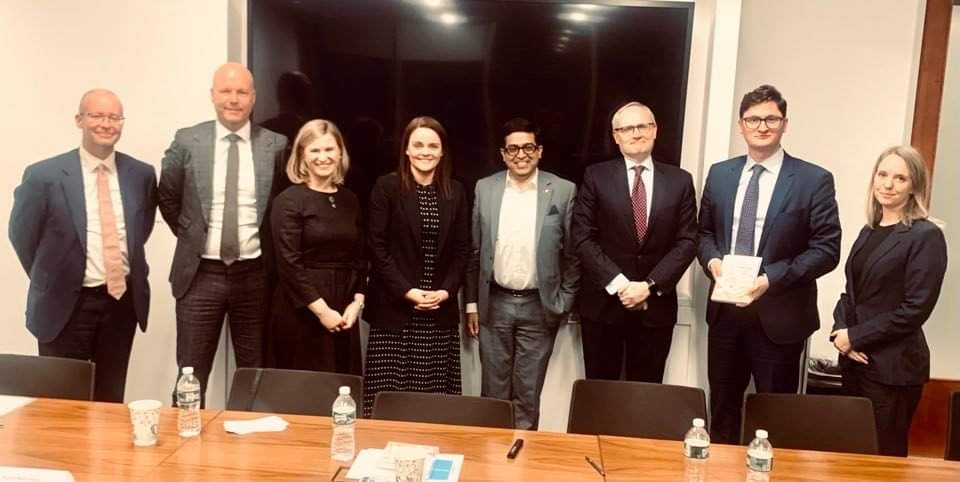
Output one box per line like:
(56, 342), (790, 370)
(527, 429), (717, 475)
(501, 117), (541, 145)
(739, 84), (787, 118)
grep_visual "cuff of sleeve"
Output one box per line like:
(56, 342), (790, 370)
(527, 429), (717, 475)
(465, 302), (478, 314)
(605, 274), (629, 295)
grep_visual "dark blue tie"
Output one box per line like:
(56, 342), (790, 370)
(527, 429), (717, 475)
(734, 164), (765, 256)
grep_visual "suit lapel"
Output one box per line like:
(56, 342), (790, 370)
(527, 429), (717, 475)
(644, 162), (664, 247)
(251, 127), (275, 224)
(846, 226), (871, 296)
(857, 224), (908, 292)
(115, 154), (139, 259)
(191, 122), (216, 224)
(437, 187), (452, 253)
(757, 154), (796, 254)
(60, 150), (87, 250)
(401, 186), (422, 246)
(721, 157), (747, 254)
(611, 161), (635, 243)
(535, 173), (554, 247)
(488, 172), (506, 255)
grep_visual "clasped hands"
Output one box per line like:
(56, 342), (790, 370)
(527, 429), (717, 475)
(830, 328), (869, 365)
(617, 281), (650, 311)
(707, 258), (770, 307)
(405, 288), (449, 311)
(311, 296), (364, 333)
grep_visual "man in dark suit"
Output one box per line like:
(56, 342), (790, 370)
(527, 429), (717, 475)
(9, 89), (157, 402)
(698, 85), (841, 443)
(572, 102), (698, 382)
(464, 118), (580, 429)
(158, 63), (287, 401)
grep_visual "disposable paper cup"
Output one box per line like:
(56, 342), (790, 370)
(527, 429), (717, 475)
(127, 399), (162, 447)
(394, 449), (425, 482)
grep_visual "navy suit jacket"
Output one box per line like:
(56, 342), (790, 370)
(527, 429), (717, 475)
(698, 153), (841, 343)
(9, 149), (158, 343)
(572, 158), (698, 327)
(833, 220), (947, 386)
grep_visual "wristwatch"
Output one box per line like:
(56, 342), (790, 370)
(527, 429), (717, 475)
(645, 278), (659, 296)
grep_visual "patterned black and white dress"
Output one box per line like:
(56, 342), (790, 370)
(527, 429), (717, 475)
(362, 184), (462, 417)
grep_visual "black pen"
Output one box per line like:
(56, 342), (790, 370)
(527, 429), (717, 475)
(507, 438), (524, 459)
(585, 455), (606, 476)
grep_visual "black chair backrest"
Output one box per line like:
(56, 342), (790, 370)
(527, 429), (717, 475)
(741, 393), (879, 454)
(567, 379), (707, 440)
(0, 354), (94, 401)
(947, 390), (960, 461)
(372, 391), (514, 429)
(226, 368), (362, 416)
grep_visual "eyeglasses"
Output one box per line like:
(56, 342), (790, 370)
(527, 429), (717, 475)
(83, 112), (126, 124)
(613, 123), (656, 135)
(502, 143), (540, 157)
(741, 116), (783, 129)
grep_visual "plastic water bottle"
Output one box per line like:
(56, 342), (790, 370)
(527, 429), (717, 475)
(331, 386), (356, 461)
(683, 418), (709, 481)
(746, 429), (774, 473)
(176, 366), (202, 437)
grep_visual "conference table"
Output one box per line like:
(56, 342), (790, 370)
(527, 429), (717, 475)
(1, 398), (958, 481)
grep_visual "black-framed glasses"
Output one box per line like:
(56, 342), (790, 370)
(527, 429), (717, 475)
(742, 116), (783, 129)
(502, 143), (540, 157)
(83, 112), (126, 124)
(613, 123), (656, 135)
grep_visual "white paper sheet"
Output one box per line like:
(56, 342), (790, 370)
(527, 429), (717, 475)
(0, 396), (34, 417)
(222, 415), (288, 435)
(710, 255), (763, 304)
(345, 448), (463, 482)
(0, 467), (75, 482)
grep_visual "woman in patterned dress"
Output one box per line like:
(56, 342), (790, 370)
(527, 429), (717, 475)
(362, 116), (470, 417)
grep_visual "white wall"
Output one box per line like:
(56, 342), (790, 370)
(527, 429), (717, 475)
(729, 0), (926, 364)
(0, 0), (234, 406)
(927, 7), (960, 379)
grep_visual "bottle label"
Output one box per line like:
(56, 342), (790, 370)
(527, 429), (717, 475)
(684, 442), (710, 459)
(177, 390), (200, 405)
(746, 452), (773, 472)
(332, 411), (355, 425)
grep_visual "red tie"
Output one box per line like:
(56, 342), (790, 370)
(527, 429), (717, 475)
(631, 164), (647, 243)
(97, 164), (126, 300)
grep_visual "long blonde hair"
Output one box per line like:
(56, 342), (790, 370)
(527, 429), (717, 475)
(865, 145), (930, 228)
(286, 119), (350, 185)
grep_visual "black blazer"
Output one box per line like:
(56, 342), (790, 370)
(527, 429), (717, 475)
(9, 149), (157, 343)
(365, 173), (470, 330)
(571, 158), (698, 327)
(833, 219), (947, 386)
(698, 153), (841, 343)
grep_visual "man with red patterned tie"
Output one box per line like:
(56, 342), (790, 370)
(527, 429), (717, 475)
(572, 101), (698, 382)
(9, 89), (158, 402)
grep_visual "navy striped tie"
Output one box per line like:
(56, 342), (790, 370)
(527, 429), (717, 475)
(734, 164), (765, 256)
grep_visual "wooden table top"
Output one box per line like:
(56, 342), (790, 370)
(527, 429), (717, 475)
(599, 434), (960, 481)
(3, 398), (958, 481)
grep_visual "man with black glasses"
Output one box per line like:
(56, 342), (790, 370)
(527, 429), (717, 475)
(698, 85), (841, 443)
(464, 118), (579, 430)
(572, 102), (698, 383)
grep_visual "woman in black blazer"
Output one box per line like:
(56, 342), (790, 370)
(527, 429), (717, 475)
(831, 145), (947, 456)
(362, 116), (470, 416)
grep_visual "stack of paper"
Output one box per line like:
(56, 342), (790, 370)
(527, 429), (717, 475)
(345, 447), (463, 482)
(0, 466), (75, 482)
(0, 395), (34, 417)
(223, 415), (289, 435)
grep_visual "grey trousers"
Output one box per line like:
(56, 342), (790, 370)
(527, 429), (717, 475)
(479, 289), (558, 430)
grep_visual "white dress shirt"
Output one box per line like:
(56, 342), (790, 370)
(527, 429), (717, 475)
(730, 148), (784, 256)
(79, 146), (129, 287)
(203, 121), (261, 260)
(605, 155), (655, 295)
(494, 170), (539, 290)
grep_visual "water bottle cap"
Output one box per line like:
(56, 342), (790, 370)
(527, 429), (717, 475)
(692, 418), (705, 428)
(339, 386), (350, 395)
(756, 429), (768, 439)
(182, 366), (194, 375)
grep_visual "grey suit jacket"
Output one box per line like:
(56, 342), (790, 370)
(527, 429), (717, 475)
(9, 149), (157, 342)
(465, 170), (580, 328)
(158, 120), (287, 298)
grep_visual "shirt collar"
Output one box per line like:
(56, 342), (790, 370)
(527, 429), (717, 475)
(746, 148), (784, 175)
(623, 154), (653, 172)
(78, 145), (117, 174)
(216, 120), (251, 143)
(505, 169), (539, 192)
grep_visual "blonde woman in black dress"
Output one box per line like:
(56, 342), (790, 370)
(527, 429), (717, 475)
(363, 116), (470, 416)
(270, 119), (366, 374)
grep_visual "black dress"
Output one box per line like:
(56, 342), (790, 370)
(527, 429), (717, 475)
(269, 184), (366, 374)
(362, 184), (462, 417)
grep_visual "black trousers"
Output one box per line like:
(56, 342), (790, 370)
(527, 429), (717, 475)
(38, 287), (137, 403)
(842, 368), (923, 456)
(581, 319), (674, 383)
(175, 258), (267, 406)
(707, 304), (804, 444)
